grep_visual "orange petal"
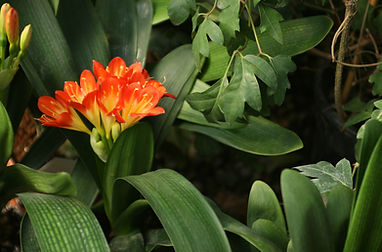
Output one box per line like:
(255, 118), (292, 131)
(80, 70), (97, 94)
(98, 77), (122, 113)
(107, 57), (127, 78)
(131, 106), (165, 117)
(64, 81), (83, 103)
(38, 96), (66, 118)
(93, 60), (108, 82)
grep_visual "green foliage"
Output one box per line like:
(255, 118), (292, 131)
(168, 0), (196, 25)
(294, 158), (353, 193)
(0, 101), (13, 168)
(258, 4), (284, 44)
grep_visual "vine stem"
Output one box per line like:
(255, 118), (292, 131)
(333, 0), (357, 122)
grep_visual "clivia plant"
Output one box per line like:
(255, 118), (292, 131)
(0, 0), (381, 251)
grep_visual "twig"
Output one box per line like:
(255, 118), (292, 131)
(336, 60), (382, 68)
(333, 0), (358, 122)
(366, 28), (380, 56)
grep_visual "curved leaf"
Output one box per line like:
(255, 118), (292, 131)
(20, 214), (40, 252)
(109, 232), (145, 252)
(71, 160), (99, 207)
(281, 169), (334, 252)
(251, 219), (289, 251)
(19, 193), (110, 252)
(152, 0), (170, 25)
(145, 229), (172, 252)
(180, 116), (303, 155)
(0, 101), (13, 168)
(118, 169), (231, 252)
(0, 164), (76, 205)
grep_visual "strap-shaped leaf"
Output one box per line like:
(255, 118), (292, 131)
(344, 136), (382, 251)
(20, 214), (40, 252)
(0, 164), (76, 205)
(150, 44), (199, 147)
(71, 160), (99, 207)
(247, 181), (286, 232)
(56, 0), (110, 70)
(117, 169), (231, 252)
(105, 123), (153, 221)
(0, 101), (13, 168)
(281, 169), (334, 252)
(19, 193), (110, 252)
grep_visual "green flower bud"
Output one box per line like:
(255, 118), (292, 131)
(0, 3), (11, 36)
(90, 128), (108, 162)
(111, 122), (121, 142)
(20, 24), (31, 54)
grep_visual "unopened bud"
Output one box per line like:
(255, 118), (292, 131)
(0, 3), (11, 35)
(111, 122), (121, 142)
(90, 128), (108, 162)
(5, 8), (19, 46)
(19, 24), (31, 56)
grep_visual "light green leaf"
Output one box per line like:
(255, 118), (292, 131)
(368, 71), (382, 96)
(19, 193), (110, 252)
(0, 164), (76, 205)
(245, 55), (278, 90)
(168, 0), (196, 25)
(247, 181), (286, 232)
(180, 115), (303, 155)
(281, 169), (334, 252)
(258, 4), (284, 44)
(0, 101), (13, 168)
(344, 135), (382, 251)
(193, 19), (224, 58)
(118, 169), (231, 252)
(251, 219), (289, 251)
(218, 0), (240, 41)
(294, 158), (353, 193)
(152, 0), (170, 25)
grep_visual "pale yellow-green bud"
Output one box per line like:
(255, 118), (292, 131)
(20, 24), (31, 53)
(90, 128), (108, 162)
(111, 122), (121, 142)
(0, 3), (11, 36)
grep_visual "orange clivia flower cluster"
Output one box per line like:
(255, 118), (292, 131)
(38, 57), (174, 160)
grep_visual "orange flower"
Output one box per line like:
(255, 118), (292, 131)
(38, 57), (174, 160)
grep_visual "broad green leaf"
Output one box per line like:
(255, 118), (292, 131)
(242, 15), (333, 57)
(344, 111), (372, 128)
(168, 0), (196, 25)
(56, 0), (110, 70)
(109, 232), (145, 252)
(152, 0), (170, 25)
(71, 160), (99, 207)
(0, 163), (76, 206)
(326, 184), (353, 252)
(218, 0), (240, 41)
(145, 229), (172, 252)
(180, 115), (303, 155)
(294, 158), (353, 193)
(105, 123), (153, 221)
(19, 193), (110, 252)
(251, 219), (289, 251)
(21, 128), (66, 169)
(258, 4), (284, 44)
(209, 200), (282, 251)
(200, 42), (230, 82)
(247, 181), (286, 232)
(13, 0), (78, 96)
(245, 55), (278, 90)
(0, 101), (13, 168)
(193, 19), (224, 58)
(271, 55), (296, 105)
(281, 169), (334, 252)
(344, 136), (382, 251)
(150, 44), (199, 147)
(96, 0), (152, 66)
(113, 200), (150, 235)
(20, 214), (40, 252)
(118, 169), (231, 252)
(368, 71), (382, 96)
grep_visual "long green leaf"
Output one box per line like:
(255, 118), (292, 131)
(56, 0), (110, 69)
(0, 164), (76, 206)
(12, 0), (78, 96)
(71, 160), (99, 207)
(109, 231), (145, 252)
(0, 100), (13, 168)
(105, 123), (153, 221)
(145, 229), (172, 252)
(180, 115), (302, 155)
(251, 219), (289, 251)
(96, 0), (152, 66)
(281, 169), (334, 252)
(118, 169), (231, 252)
(20, 214), (40, 252)
(247, 181), (286, 232)
(344, 136), (382, 251)
(150, 44), (199, 147)
(21, 128), (66, 169)
(19, 192), (110, 252)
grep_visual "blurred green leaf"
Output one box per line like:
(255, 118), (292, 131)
(218, 0), (240, 41)
(326, 184), (353, 252)
(168, 0), (196, 25)
(271, 55), (296, 105)
(113, 200), (150, 235)
(145, 229), (172, 252)
(368, 71), (382, 96)
(109, 232), (145, 252)
(152, 0), (170, 25)
(19, 192), (109, 252)
(150, 44), (199, 147)
(245, 55), (278, 90)
(56, 0), (110, 70)
(294, 158), (353, 193)
(0, 164), (76, 206)
(21, 128), (66, 169)
(118, 169), (231, 252)
(0, 101), (13, 168)
(200, 42), (230, 82)
(136, 0), (154, 65)
(344, 135), (382, 251)
(20, 214), (40, 252)
(251, 219), (289, 251)
(209, 200), (281, 251)
(71, 160), (99, 207)
(258, 4), (283, 44)
(180, 115), (303, 155)
(281, 169), (334, 252)
(193, 19), (224, 58)
(247, 181), (286, 232)
(105, 123), (153, 221)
